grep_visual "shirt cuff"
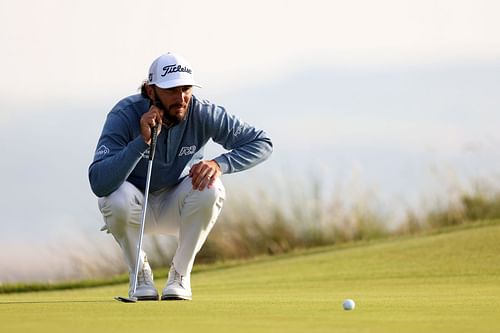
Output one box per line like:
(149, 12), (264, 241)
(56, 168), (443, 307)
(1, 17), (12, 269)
(213, 155), (230, 174)
(129, 136), (150, 156)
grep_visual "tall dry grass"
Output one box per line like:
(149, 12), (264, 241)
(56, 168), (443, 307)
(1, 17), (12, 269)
(195, 183), (390, 263)
(405, 183), (500, 230)
(194, 179), (500, 264)
(66, 177), (500, 280)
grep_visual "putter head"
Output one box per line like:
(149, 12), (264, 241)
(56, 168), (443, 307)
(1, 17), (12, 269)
(114, 296), (138, 303)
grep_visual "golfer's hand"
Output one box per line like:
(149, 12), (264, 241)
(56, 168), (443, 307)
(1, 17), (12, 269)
(140, 105), (163, 144)
(189, 160), (221, 191)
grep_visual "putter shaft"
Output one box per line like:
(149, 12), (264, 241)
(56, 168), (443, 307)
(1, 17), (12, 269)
(130, 125), (158, 297)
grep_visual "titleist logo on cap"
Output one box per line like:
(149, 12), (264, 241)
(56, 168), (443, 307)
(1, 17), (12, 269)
(161, 64), (192, 77)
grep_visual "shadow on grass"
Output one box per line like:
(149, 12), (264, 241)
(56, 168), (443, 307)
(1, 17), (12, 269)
(0, 300), (113, 305)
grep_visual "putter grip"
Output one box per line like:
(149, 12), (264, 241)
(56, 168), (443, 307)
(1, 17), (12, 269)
(149, 125), (158, 161)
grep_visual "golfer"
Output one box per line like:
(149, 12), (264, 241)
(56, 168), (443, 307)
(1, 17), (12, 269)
(89, 52), (273, 301)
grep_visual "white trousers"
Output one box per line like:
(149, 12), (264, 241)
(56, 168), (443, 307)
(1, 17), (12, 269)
(98, 177), (225, 276)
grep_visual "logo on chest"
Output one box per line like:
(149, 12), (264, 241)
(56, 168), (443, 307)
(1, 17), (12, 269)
(178, 145), (197, 157)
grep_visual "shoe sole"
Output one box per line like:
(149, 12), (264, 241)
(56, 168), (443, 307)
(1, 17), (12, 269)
(136, 295), (160, 301)
(161, 295), (192, 301)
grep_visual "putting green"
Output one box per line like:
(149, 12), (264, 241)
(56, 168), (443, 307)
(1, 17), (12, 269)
(1, 222), (499, 333)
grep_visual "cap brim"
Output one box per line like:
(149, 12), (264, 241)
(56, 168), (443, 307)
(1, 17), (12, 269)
(152, 79), (202, 89)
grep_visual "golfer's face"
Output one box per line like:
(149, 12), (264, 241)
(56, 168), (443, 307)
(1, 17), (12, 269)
(155, 85), (192, 123)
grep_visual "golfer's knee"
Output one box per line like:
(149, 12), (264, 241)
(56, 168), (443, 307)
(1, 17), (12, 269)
(195, 179), (226, 208)
(98, 182), (142, 232)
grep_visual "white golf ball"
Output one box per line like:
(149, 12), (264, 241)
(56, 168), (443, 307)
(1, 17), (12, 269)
(343, 299), (355, 310)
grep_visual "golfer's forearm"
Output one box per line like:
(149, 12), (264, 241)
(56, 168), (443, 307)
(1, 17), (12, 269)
(214, 137), (273, 174)
(89, 138), (149, 197)
(208, 106), (273, 174)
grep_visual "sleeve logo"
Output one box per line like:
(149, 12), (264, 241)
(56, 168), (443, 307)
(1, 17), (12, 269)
(95, 145), (110, 157)
(234, 125), (244, 137)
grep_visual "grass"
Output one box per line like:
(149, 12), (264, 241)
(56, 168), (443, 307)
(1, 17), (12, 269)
(1, 220), (499, 333)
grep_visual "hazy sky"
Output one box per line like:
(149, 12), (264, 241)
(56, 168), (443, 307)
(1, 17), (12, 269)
(1, 0), (500, 104)
(1, 0), (500, 282)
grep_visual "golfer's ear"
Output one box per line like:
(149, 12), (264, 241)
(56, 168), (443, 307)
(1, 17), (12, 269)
(146, 85), (155, 100)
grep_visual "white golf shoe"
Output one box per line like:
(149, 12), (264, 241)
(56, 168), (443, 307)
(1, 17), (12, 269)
(161, 265), (192, 301)
(129, 256), (159, 301)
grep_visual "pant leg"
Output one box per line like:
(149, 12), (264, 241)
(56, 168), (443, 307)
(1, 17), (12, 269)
(156, 177), (225, 276)
(98, 181), (152, 272)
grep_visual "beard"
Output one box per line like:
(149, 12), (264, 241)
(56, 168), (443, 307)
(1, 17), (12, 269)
(166, 104), (188, 124)
(154, 96), (187, 127)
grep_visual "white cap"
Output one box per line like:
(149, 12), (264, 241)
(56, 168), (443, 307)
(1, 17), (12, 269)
(147, 52), (201, 89)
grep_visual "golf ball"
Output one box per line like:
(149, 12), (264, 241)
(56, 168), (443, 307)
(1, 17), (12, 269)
(343, 299), (355, 310)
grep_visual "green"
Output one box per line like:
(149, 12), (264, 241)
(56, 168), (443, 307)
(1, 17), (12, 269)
(1, 221), (499, 333)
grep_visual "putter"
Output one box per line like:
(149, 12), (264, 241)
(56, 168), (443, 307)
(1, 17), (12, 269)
(115, 125), (159, 303)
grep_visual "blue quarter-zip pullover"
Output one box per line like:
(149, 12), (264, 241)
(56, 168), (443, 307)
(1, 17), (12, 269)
(89, 94), (273, 197)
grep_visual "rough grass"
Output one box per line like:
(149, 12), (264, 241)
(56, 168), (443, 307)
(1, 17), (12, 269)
(1, 220), (499, 333)
(195, 184), (500, 263)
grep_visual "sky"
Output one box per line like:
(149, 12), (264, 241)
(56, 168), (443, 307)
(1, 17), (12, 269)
(1, 0), (500, 282)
